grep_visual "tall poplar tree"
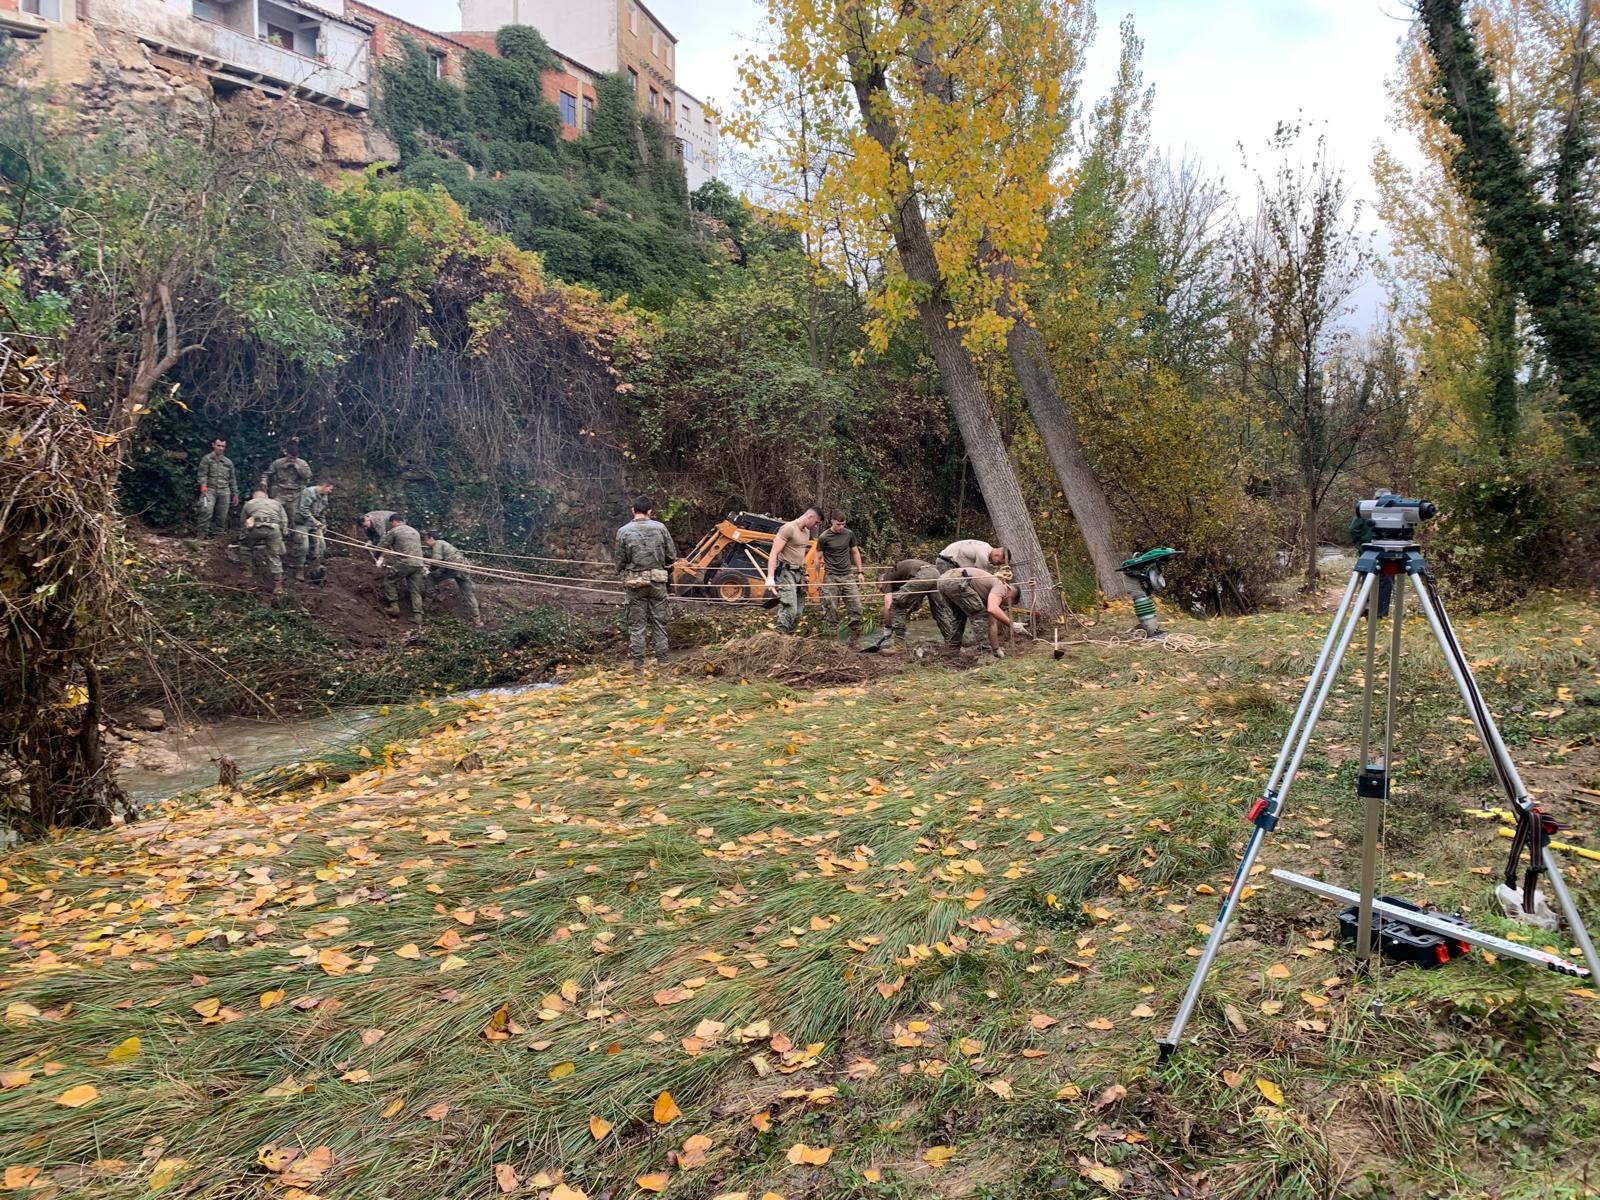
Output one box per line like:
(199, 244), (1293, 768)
(736, 0), (1135, 610)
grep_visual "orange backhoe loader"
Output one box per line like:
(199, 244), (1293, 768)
(672, 512), (824, 604)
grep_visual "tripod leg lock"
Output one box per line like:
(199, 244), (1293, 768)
(1247, 795), (1280, 832)
(1357, 768), (1388, 801)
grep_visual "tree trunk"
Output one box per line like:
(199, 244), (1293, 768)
(846, 55), (1063, 614)
(1301, 488), (1320, 593)
(1003, 314), (1135, 600)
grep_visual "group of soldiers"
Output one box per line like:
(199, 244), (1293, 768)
(614, 497), (1023, 676)
(196, 437), (482, 627)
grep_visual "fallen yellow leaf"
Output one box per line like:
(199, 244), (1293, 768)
(3, 1167), (41, 1190)
(548, 1061), (576, 1080)
(636, 1172), (670, 1192)
(1255, 1077), (1285, 1106)
(653, 1090), (682, 1124)
(786, 1142), (833, 1165)
(106, 1036), (142, 1062)
(56, 1084), (99, 1108)
(589, 1114), (612, 1139)
(494, 1163), (519, 1193)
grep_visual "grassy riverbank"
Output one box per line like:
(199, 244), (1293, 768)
(2, 596), (1598, 1198)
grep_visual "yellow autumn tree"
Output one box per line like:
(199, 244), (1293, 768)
(734, 0), (1134, 609)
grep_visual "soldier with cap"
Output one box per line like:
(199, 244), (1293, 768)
(288, 483), (333, 582)
(424, 530), (484, 628)
(614, 495), (678, 678)
(239, 488), (289, 603)
(261, 442), (312, 504)
(377, 513), (426, 624)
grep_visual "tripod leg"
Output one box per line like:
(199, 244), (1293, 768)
(1158, 573), (1374, 1059)
(1542, 852), (1600, 983)
(1266, 574), (1361, 800)
(1410, 576), (1600, 983)
(1357, 572), (1406, 964)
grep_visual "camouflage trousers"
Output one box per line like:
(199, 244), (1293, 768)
(288, 523), (325, 570)
(384, 563), (425, 621)
(196, 488), (231, 537)
(889, 565), (960, 645)
(936, 571), (988, 644)
(243, 527), (283, 588)
(626, 581), (669, 665)
(774, 563), (805, 634)
(428, 567), (481, 624)
(820, 571), (862, 631)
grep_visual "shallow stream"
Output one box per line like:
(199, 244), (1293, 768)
(116, 684), (555, 804)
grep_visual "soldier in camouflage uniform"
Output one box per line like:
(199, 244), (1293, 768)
(195, 437), (238, 537)
(288, 482), (333, 582)
(614, 496), (678, 676)
(360, 509), (396, 547)
(424, 531), (483, 628)
(378, 514), (426, 624)
(261, 442), (312, 504)
(878, 557), (960, 653)
(240, 488), (289, 602)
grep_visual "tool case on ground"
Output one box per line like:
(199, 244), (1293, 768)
(1335, 896), (1474, 967)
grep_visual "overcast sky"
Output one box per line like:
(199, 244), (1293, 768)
(375, 0), (1420, 314)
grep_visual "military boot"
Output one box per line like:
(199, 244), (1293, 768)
(293, 567), (307, 583)
(633, 662), (647, 682)
(384, 603), (401, 618)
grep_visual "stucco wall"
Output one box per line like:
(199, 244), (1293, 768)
(458, 0), (614, 71)
(674, 92), (717, 191)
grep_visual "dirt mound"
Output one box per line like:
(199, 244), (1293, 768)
(680, 631), (901, 687)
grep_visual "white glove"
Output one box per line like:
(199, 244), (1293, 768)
(375, 556), (385, 568)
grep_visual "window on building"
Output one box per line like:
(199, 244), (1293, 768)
(559, 90), (577, 127)
(258, 0), (320, 55)
(582, 95), (594, 129)
(627, 66), (638, 91)
(681, 103), (690, 120)
(428, 49), (446, 78)
(191, 0), (222, 20)
(21, 0), (62, 17)
(648, 86), (659, 114)
(629, 4), (637, 33)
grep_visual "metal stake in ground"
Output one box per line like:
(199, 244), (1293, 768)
(1156, 494), (1600, 1061)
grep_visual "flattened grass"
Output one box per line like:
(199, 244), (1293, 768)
(2, 597), (1598, 1199)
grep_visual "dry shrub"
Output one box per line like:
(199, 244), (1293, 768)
(679, 631), (899, 688)
(0, 335), (139, 837)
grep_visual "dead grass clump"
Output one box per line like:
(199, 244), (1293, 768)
(679, 631), (898, 687)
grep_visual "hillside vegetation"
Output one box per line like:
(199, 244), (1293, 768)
(2, 597), (1596, 1199)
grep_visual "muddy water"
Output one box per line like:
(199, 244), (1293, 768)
(116, 684), (556, 804)
(116, 710), (386, 804)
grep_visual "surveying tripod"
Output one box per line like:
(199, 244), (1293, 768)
(1157, 496), (1600, 1060)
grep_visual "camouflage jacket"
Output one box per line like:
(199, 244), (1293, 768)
(262, 456), (311, 498)
(428, 538), (467, 568)
(362, 510), (396, 543)
(197, 450), (237, 493)
(291, 486), (329, 528)
(614, 517), (678, 575)
(241, 496), (288, 536)
(379, 522), (424, 564)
